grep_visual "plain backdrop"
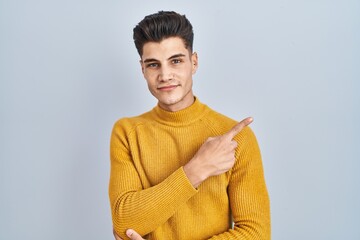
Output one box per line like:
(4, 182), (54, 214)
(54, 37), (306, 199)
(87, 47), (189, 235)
(1, 1), (359, 239)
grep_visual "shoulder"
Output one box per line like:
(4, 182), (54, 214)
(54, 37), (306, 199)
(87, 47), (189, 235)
(110, 111), (154, 149)
(112, 111), (153, 137)
(202, 106), (238, 135)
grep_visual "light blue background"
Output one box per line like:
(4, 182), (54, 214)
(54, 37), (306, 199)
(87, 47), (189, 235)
(1, 1), (359, 239)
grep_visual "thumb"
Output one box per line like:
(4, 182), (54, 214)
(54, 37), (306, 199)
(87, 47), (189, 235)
(126, 229), (144, 240)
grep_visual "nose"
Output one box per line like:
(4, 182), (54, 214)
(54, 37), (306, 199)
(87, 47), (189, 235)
(158, 65), (173, 82)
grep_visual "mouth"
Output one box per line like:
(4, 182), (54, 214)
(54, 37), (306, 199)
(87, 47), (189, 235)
(157, 84), (180, 91)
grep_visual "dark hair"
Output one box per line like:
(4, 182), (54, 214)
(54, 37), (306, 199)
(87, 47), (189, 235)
(133, 11), (194, 56)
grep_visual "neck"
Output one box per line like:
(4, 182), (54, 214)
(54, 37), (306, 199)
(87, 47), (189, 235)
(151, 96), (208, 126)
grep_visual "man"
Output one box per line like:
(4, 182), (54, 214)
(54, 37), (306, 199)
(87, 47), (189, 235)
(109, 11), (270, 240)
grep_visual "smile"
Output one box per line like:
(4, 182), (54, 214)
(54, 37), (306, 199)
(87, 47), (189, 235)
(157, 85), (179, 91)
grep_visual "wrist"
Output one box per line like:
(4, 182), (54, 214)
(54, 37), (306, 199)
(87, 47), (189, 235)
(183, 160), (207, 188)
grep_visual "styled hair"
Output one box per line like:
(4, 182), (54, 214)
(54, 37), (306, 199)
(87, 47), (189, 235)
(133, 11), (194, 56)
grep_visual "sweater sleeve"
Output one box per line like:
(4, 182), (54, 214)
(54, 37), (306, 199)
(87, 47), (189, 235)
(108, 121), (198, 240)
(208, 127), (271, 240)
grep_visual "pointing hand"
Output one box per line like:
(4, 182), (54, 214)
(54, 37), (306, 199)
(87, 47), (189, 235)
(184, 117), (253, 188)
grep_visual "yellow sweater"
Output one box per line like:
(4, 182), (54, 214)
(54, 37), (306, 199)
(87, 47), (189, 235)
(109, 98), (270, 240)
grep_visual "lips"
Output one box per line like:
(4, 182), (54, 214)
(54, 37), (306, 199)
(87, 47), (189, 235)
(157, 84), (180, 91)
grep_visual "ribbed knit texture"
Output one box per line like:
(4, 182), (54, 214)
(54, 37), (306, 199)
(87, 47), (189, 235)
(109, 98), (271, 240)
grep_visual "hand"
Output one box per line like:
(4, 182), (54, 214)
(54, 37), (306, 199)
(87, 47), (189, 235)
(113, 228), (145, 240)
(184, 117), (253, 188)
(125, 229), (145, 240)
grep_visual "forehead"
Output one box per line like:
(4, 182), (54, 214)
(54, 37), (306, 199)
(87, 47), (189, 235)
(141, 37), (189, 60)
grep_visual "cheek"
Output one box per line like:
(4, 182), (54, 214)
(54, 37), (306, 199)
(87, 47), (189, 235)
(146, 83), (157, 96)
(180, 68), (193, 83)
(176, 65), (192, 77)
(143, 72), (157, 85)
(146, 80), (156, 90)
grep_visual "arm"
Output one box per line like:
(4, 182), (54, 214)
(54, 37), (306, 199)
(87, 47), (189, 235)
(110, 118), (254, 239)
(109, 122), (198, 239)
(208, 127), (271, 239)
(114, 126), (271, 240)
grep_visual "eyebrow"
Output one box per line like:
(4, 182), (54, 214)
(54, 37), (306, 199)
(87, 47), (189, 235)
(143, 53), (187, 63)
(168, 53), (186, 60)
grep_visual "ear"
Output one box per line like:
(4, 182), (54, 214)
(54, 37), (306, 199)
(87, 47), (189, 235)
(139, 59), (145, 74)
(191, 52), (198, 74)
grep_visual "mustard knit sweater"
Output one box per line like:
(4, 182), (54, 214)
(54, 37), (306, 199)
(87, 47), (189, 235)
(109, 98), (270, 240)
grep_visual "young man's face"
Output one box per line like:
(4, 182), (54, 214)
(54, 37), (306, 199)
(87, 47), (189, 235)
(140, 37), (198, 112)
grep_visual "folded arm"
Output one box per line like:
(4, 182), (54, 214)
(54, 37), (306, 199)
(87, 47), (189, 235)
(109, 119), (262, 239)
(109, 122), (198, 239)
(109, 152), (197, 239)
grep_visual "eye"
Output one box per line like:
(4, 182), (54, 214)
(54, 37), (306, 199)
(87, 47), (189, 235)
(172, 59), (182, 64)
(146, 63), (159, 68)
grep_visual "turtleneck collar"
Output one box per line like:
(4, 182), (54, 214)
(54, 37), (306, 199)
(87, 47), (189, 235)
(150, 97), (209, 126)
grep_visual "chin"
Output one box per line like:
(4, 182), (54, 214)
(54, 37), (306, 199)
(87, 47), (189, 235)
(156, 92), (184, 104)
(160, 96), (181, 105)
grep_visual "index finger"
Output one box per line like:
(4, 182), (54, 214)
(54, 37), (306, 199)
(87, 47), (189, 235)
(224, 117), (253, 140)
